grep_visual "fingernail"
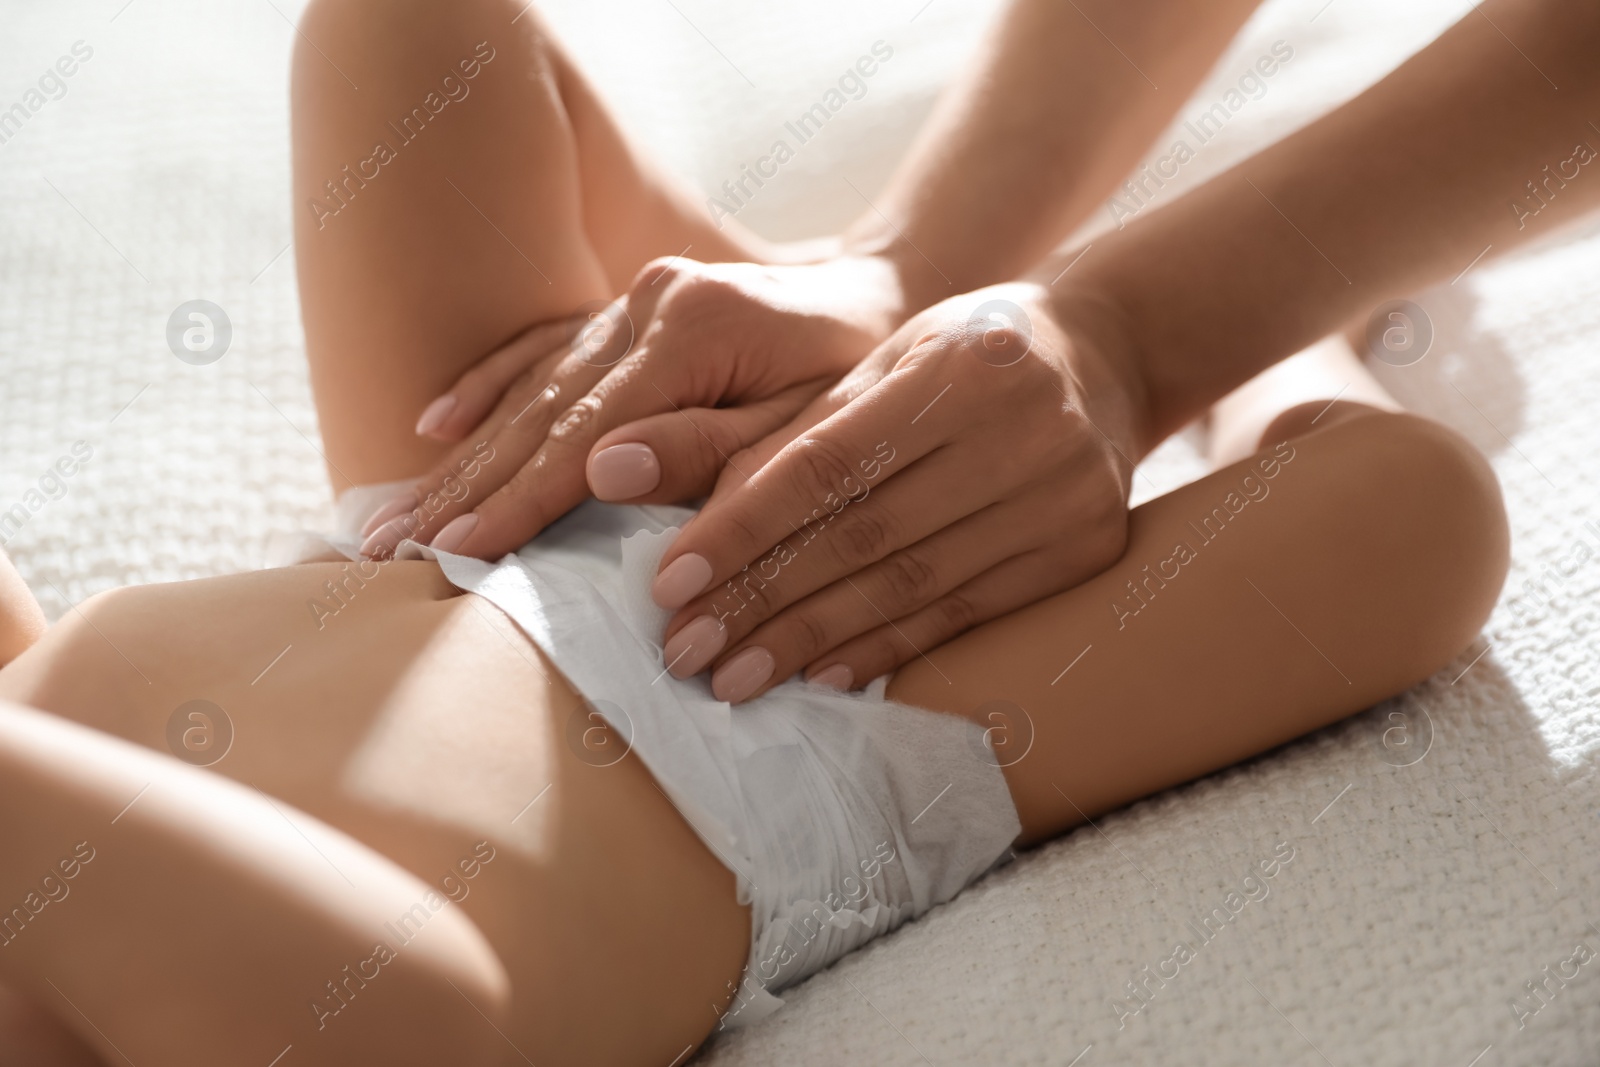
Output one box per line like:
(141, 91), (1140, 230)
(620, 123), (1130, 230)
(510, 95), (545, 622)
(360, 516), (416, 559)
(713, 647), (775, 703)
(663, 616), (727, 678)
(589, 443), (660, 501)
(415, 395), (457, 437)
(809, 664), (853, 691)
(360, 493), (417, 539)
(652, 552), (712, 609)
(428, 513), (479, 554)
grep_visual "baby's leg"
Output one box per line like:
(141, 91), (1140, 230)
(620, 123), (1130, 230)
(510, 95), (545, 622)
(0, 984), (100, 1066)
(0, 701), (510, 1067)
(0, 560), (754, 1067)
(293, 0), (766, 485)
(0, 556), (70, 1061)
(1206, 334), (1402, 466)
(889, 340), (1509, 844)
(0, 550), (45, 668)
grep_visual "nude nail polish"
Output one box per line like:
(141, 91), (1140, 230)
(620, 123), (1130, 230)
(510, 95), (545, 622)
(663, 615), (727, 678)
(359, 517), (411, 559)
(429, 513), (478, 554)
(415, 395), (457, 436)
(713, 647), (775, 703)
(808, 664), (854, 691)
(588, 443), (661, 501)
(652, 552), (713, 609)
(360, 493), (417, 539)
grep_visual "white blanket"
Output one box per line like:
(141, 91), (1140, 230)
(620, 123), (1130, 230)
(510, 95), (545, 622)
(1, 0), (1596, 1063)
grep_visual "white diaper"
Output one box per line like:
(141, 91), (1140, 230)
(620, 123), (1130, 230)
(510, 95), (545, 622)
(302, 486), (1021, 1028)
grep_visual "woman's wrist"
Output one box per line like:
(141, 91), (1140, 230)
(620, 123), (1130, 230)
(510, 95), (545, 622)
(724, 245), (920, 374)
(838, 224), (956, 329)
(1027, 265), (1155, 461)
(834, 249), (919, 342)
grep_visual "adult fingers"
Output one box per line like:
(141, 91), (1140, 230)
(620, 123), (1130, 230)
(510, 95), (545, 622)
(413, 314), (590, 441)
(359, 297), (646, 548)
(659, 440), (1017, 679)
(701, 347), (898, 508)
(651, 353), (955, 612)
(357, 348), (612, 556)
(413, 337), (771, 560)
(360, 286), (662, 553)
(585, 382), (821, 505)
(678, 498), (1043, 702)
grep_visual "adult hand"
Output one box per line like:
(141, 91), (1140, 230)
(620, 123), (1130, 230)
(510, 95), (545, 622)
(357, 253), (910, 558)
(650, 281), (1150, 702)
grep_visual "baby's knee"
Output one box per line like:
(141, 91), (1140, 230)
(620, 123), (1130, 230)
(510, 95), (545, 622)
(292, 0), (567, 147)
(1255, 397), (1383, 448)
(0, 551), (45, 669)
(1349, 412), (1510, 650)
(298, 0), (547, 52)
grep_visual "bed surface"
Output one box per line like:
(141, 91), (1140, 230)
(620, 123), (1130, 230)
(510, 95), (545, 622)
(2, 0), (1597, 1062)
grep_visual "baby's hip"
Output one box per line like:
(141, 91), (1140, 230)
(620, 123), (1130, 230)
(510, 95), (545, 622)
(0, 559), (752, 1063)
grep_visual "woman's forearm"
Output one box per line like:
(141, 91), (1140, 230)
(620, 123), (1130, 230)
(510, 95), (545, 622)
(1049, 0), (1600, 448)
(845, 0), (1265, 312)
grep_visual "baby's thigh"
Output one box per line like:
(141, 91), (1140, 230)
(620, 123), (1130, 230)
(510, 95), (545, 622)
(891, 411), (1508, 843)
(294, 0), (766, 486)
(0, 563), (749, 1065)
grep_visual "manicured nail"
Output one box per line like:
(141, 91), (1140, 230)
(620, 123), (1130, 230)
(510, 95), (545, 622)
(663, 616), (727, 678)
(712, 647), (775, 703)
(809, 664), (853, 691)
(415, 395), (457, 437)
(428, 513), (478, 554)
(588, 443), (660, 501)
(360, 516), (414, 559)
(652, 552), (712, 609)
(360, 493), (417, 539)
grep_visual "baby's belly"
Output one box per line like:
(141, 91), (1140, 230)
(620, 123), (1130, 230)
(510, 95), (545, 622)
(0, 560), (755, 1058)
(0, 561), (572, 839)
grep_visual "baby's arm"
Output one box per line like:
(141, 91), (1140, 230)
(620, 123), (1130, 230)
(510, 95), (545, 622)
(0, 550), (46, 667)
